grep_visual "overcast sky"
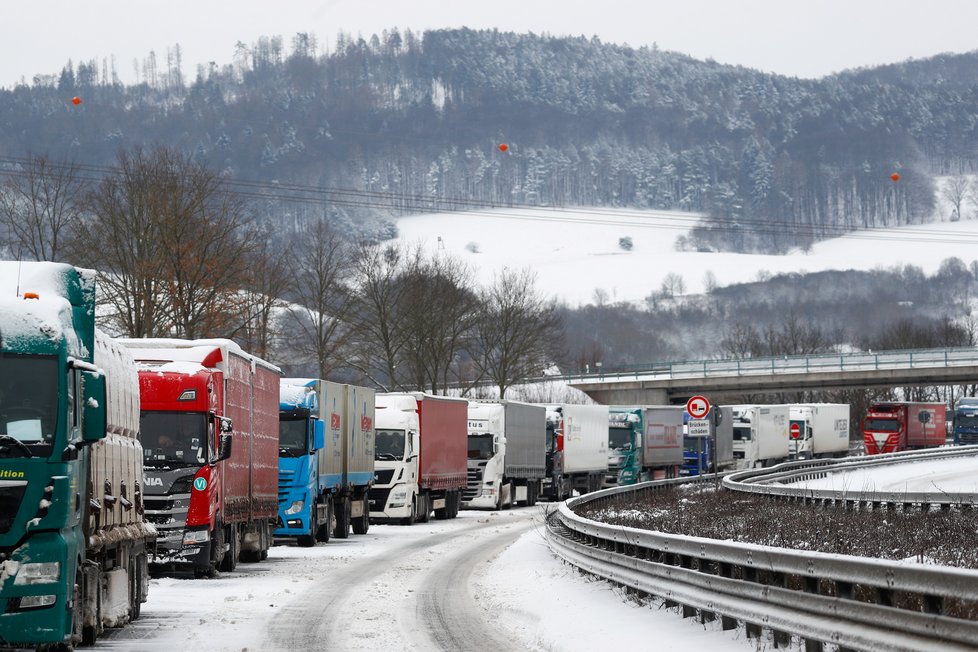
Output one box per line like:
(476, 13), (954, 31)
(3, 0), (977, 88)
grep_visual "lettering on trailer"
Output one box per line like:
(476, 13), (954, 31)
(330, 413), (341, 430)
(361, 415), (373, 433)
(467, 420), (488, 430)
(835, 419), (849, 436)
(647, 424), (681, 447)
(145, 476), (163, 486)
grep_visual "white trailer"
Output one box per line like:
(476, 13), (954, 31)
(542, 404), (609, 499)
(731, 404), (789, 469)
(789, 403), (850, 459)
(463, 400), (546, 509)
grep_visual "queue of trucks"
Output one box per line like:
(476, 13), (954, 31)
(7, 258), (977, 648)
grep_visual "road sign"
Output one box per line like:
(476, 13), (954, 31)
(686, 395), (710, 420)
(790, 422), (801, 439)
(687, 419), (710, 438)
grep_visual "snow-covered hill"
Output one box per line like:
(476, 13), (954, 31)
(392, 202), (978, 308)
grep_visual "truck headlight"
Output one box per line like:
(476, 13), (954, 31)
(182, 530), (210, 546)
(14, 562), (60, 585)
(18, 594), (56, 609)
(285, 500), (304, 515)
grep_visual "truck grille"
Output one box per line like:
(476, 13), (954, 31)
(144, 494), (190, 545)
(278, 469), (295, 502)
(960, 433), (978, 445)
(463, 463), (486, 500)
(374, 468), (395, 485)
(0, 485), (26, 534)
(368, 487), (392, 511)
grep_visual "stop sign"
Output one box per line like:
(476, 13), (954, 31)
(790, 423), (801, 439)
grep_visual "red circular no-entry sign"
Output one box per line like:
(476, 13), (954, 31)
(685, 395), (711, 420)
(790, 423), (801, 439)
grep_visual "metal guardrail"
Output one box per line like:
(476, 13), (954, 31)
(558, 344), (978, 384)
(545, 453), (978, 651)
(723, 446), (978, 508)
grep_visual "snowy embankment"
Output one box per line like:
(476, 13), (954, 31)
(786, 455), (978, 494)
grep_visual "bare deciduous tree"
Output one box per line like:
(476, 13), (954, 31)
(0, 154), (87, 261)
(474, 267), (562, 398)
(942, 174), (969, 221)
(285, 219), (355, 379)
(69, 145), (254, 338)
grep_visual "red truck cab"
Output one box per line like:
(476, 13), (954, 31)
(862, 402), (946, 455)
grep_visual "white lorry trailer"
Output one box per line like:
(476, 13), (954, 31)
(731, 404), (790, 469)
(788, 403), (850, 459)
(463, 400), (547, 509)
(542, 404), (609, 500)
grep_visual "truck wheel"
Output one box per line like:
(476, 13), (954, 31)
(334, 497), (351, 539)
(401, 498), (417, 526)
(219, 525), (238, 573)
(352, 496), (370, 535)
(316, 500), (333, 543)
(417, 494), (431, 523)
(527, 482), (537, 507)
(297, 519), (316, 548)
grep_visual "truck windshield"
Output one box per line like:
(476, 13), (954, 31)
(955, 415), (978, 428)
(732, 426), (752, 441)
(608, 426), (631, 450)
(141, 411), (208, 466)
(0, 354), (57, 455)
(375, 429), (405, 461)
(864, 418), (899, 432)
(468, 433), (493, 460)
(279, 416), (308, 457)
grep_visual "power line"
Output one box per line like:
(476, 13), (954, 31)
(1, 154), (976, 247)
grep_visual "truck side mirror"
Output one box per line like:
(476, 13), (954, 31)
(313, 420), (325, 450)
(713, 408), (723, 426)
(217, 433), (233, 461)
(219, 417), (233, 433)
(81, 372), (107, 443)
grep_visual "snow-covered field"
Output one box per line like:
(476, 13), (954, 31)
(392, 200), (978, 307)
(787, 455), (978, 494)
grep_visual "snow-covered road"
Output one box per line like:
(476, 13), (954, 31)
(94, 507), (751, 651)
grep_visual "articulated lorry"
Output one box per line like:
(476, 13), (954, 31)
(119, 338), (281, 576)
(463, 400), (546, 509)
(607, 406), (684, 486)
(731, 404), (790, 469)
(789, 403), (850, 459)
(862, 402), (947, 455)
(370, 393), (466, 524)
(681, 406), (734, 476)
(951, 397), (978, 445)
(542, 404), (609, 500)
(277, 379), (375, 545)
(0, 261), (155, 648)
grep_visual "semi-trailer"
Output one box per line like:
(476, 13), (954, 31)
(862, 402), (947, 455)
(607, 406), (684, 486)
(463, 400), (546, 509)
(119, 338), (281, 575)
(276, 379), (375, 545)
(0, 261), (155, 648)
(788, 403), (850, 459)
(369, 393), (466, 524)
(542, 404), (609, 500)
(731, 404), (790, 469)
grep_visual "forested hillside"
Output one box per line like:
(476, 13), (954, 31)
(2, 28), (976, 252)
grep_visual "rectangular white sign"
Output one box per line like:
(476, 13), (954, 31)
(687, 419), (710, 438)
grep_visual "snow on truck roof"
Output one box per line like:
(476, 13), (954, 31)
(117, 337), (282, 374)
(0, 261), (92, 356)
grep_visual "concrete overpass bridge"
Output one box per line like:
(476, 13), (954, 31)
(567, 346), (978, 405)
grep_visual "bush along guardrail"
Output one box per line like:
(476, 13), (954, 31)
(546, 466), (978, 651)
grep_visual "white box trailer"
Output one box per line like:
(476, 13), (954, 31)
(543, 404), (609, 499)
(731, 404), (789, 469)
(789, 403), (850, 459)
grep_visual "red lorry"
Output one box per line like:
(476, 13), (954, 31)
(862, 402), (947, 455)
(119, 338), (281, 575)
(369, 393), (467, 524)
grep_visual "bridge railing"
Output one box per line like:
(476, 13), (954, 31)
(562, 344), (978, 383)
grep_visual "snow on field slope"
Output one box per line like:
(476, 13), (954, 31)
(392, 203), (978, 307)
(788, 455), (978, 494)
